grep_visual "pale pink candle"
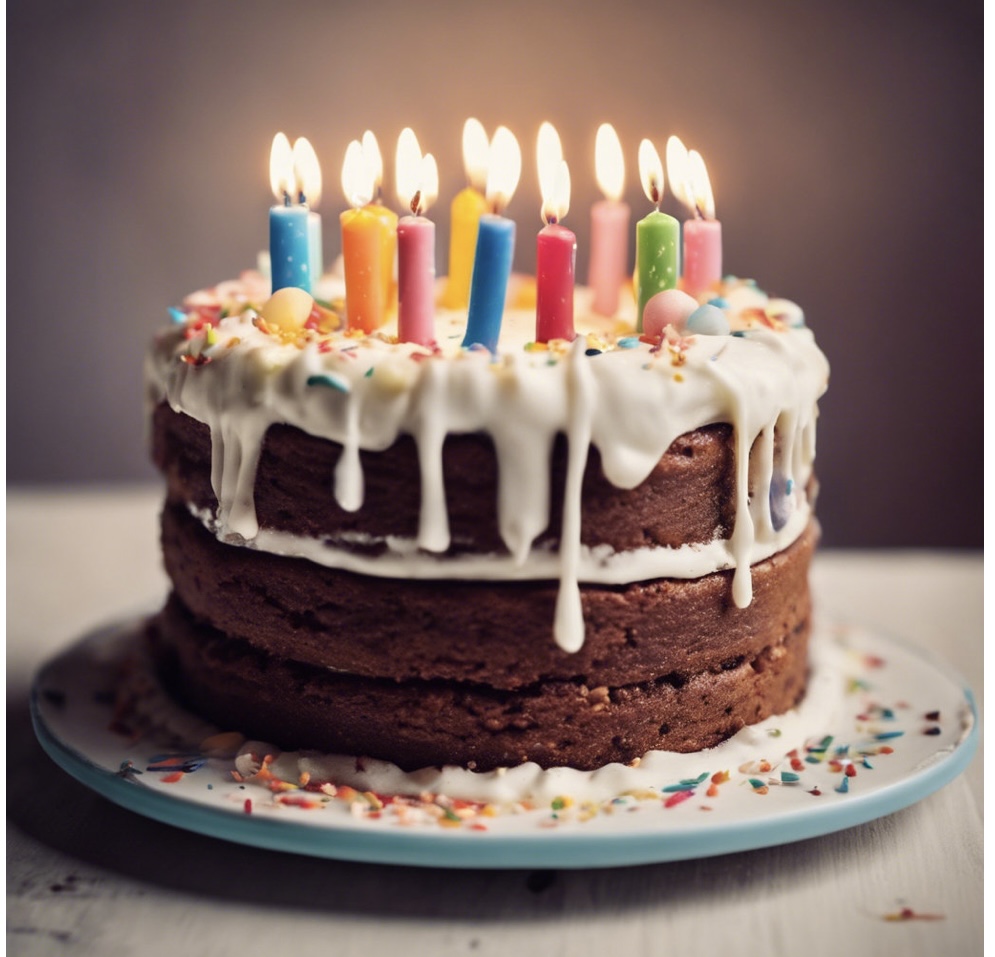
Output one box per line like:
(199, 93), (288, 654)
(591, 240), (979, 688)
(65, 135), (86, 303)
(667, 136), (722, 297)
(588, 124), (629, 316)
(397, 215), (436, 345)
(395, 128), (439, 345)
(682, 218), (722, 296)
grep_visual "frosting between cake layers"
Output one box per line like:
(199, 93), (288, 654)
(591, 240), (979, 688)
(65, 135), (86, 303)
(146, 273), (829, 652)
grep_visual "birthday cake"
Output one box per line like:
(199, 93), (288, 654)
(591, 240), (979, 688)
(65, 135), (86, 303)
(145, 267), (829, 773)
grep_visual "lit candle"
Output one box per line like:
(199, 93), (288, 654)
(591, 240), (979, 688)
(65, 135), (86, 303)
(362, 130), (399, 317)
(588, 123), (630, 317)
(292, 138), (323, 284)
(667, 135), (722, 297)
(340, 132), (398, 333)
(442, 118), (489, 309)
(269, 132), (311, 293)
(635, 138), (679, 332)
(463, 127), (521, 352)
(535, 122), (576, 343)
(395, 128), (440, 346)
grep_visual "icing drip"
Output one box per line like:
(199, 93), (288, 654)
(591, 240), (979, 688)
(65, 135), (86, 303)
(149, 276), (829, 651)
(554, 340), (596, 652)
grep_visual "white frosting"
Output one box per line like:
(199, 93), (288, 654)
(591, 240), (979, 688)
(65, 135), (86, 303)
(147, 273), (829, 652)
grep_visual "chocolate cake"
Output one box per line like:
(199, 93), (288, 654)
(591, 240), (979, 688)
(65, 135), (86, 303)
(145, 273), (829, 772)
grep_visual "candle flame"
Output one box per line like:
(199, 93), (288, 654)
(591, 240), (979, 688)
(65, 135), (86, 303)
(638, 138), (664, 209)
(462, 117), (489, 192)
(342, 139), (376, 209)
(688, 149), (715, 220)
(269, 132), (295, 204)
(665, 135), (692, 210)
(537, 123), (569, 224)
(395, 128), (438, 216)
(536, 121), (563, 202)
(486, 126), (521, 213)
(595, 124), (625, 202)
(362, 130), (384, 192)
(292, 137), (322, 208)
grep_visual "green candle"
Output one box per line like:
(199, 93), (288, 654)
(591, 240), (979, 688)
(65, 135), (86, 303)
(636, 209), (679, 331)
(635, 138), (679, 332)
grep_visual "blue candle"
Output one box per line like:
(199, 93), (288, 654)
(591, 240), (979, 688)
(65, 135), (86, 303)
(270, 204), (311, 292)
(463, 214), (516, 352)
(307, 212), (323, 284)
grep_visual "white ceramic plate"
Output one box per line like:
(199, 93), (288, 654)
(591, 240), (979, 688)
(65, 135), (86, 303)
(31, 620), (977, 869)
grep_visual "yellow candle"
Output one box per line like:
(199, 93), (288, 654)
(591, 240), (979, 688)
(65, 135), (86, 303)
(442, 186), (487, 308)
(442, 118), (489, 309)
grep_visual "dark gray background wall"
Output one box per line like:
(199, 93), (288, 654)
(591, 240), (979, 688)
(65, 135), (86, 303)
(7, 0), (982, 548)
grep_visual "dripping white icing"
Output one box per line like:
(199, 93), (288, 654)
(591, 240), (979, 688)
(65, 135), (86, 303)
(148, 275), (829, 652)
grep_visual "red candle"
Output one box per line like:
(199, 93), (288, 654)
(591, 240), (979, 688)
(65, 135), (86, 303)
(535, 122), (576, 343)
(537, 223), (576, 342)
(588, 124), (630, 316)
(395, 128), (439, 346)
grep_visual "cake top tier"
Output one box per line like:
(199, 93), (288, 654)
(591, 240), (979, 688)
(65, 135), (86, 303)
(147, 272), (828, 652)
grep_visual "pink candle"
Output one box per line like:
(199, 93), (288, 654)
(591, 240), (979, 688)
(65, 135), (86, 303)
(535, 123), (576, 343)
(588, 124), (630, 316)
(397, 216), (436, 345)
(395, 128), (439, 345)
(682, 218), (722, 296)
(536, 222), (577, 342)
(667, 136), (722, 297)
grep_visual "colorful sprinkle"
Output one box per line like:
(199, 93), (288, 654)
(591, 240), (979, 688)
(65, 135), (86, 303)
(883, 907), (945, 922)
(306, 373), (351, 393)
(617, 336), (640, 349)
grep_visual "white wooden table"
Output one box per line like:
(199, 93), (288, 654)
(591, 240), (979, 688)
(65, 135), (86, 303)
(7, 488), (983, 957)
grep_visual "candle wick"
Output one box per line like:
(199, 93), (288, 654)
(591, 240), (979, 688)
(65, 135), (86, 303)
(298, 190), (307, 205)
(282, 191), (292, 208)
(410, 189), (422, 217)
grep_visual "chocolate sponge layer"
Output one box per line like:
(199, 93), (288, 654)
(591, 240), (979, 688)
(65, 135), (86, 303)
(161, 500), (816, 691)
(148, 593), (810, 772)
(151, 402), (737, 554)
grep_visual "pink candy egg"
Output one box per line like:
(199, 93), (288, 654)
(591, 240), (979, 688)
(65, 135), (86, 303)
(642, 289), (699, 337)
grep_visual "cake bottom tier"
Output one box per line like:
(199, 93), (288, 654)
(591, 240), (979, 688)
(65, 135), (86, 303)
(147, 591), (811, 773)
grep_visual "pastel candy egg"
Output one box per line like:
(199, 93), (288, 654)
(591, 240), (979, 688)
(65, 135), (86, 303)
(685, 304), (730, 336)
(261, 287), (315, 332)
(642, 289), (699, 337)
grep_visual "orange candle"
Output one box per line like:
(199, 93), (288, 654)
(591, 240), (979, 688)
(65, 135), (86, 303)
(340, 133), (398, 333)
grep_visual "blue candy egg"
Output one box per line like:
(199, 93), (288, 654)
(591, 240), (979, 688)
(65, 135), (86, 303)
(685, 304), (730, 336)
(768, 471), (794, 531)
